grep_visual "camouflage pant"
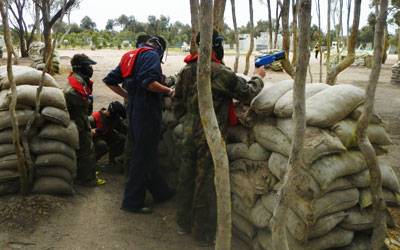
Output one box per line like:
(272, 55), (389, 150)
(177, 141), (217, 243)
(93, 131), (126, 162)
(76, 127), (96, 182)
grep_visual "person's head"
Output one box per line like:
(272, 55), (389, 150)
(147, 36), (167, 62)
(108, 101), (126, 119)
(196, 29), (226, 61)
(71, 54), (96, 78)
(135, 34), (151, 48)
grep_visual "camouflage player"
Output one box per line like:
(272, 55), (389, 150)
(89, 101), (127, 172)
(173, 30), (265, 245)
(64, 54), (106, 186)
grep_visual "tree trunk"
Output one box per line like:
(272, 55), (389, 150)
(281, 0), (296, 78)
(267, 0), (273, 49)
(356, 2), (388, 250)
(190, 0), (200, 56)
(291, 0), (298, 66)
(230, 0), (240, 72)
(326, 0), (361, 85)
(197, 1), (231, 249)
(243, 0), (254, 76)
(316, 0), (323, 82)
(326, 0), (331, 80)
(213, 0), (226, 33)
(0, 0), (28, 194)
(346, 0), (352, 47)
(35, 1), (41, 41)
(271, 1), (311, 249)
(273, 4), (281, 48)
(382, 26), (388, 64)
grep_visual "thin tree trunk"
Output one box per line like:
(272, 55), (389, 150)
(271, 1), (311, 249)
(308, 63), (313, 83)
(267, 0), (273, 49)
(326, 0), (331, 81)
(281, 0), (296, 78)
(326, 0), (361, 85)
(315, 0), (323, 82)
(35, 1), (41, 41)
(346, 0), (352, 47)
(213, 0), (226, 33)
(291, 0), (298, 66)
(243, 0), (254, 76)
(230, 0), (240, 72)
(398, 30), (400, 61)
(382, 26), (388, 64)
(0, 0), (27, 194)
(190, 0), (200, 56)
(356, 2), (388, 250)
(198, 1), (231, 249)
(274, 4), (281, 48)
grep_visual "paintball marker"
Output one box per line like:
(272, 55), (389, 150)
(255, 51), (286, 68)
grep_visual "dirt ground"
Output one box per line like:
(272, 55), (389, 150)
(0, 49), (399, 250)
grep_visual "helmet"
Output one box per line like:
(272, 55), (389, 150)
(108, 101), (126, 119)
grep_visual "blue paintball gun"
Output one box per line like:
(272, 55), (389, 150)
(255, 51), (286, 68)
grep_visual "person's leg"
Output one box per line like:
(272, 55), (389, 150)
(76, 128), (96, 182)
(105, 132), (126, 164)
(93, 137), (108, 162)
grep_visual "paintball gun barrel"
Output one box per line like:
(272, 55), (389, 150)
(255, 51), (286, 68)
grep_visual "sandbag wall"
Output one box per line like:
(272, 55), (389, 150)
(28, 41), (61, 73)
(158, 79), (399, 249)
(0, 66), (78, 195)
(391, 61), (400, 85)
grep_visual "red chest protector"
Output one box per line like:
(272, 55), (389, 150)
(183, 54), (237, 126)
(120, 47), (153, 78)
(92, 111), (113, 135)
(68, 73), (93, 100)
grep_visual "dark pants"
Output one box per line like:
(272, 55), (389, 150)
(93, 131), (126, 162)
(122, 118), (170, 209)
(315, 50), (319, 59)
(76, 128), (96, 182)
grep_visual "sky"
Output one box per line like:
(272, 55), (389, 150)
(68, 0), (375, 33)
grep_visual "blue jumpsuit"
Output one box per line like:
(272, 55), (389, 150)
(103, 44), (171, 209)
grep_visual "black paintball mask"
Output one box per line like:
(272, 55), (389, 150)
(148, 36), (166, 62)
(212, 34), (226, 61)
(71, 55), (97, 78)
(108, 101), (126, 119)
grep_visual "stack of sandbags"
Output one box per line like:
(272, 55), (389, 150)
(28, 42), (61, 73)
(391, 61), (400, 85)
(254, 49), (283, 71)
(0, 65), (78, 195)
(227, 80), (397, 249)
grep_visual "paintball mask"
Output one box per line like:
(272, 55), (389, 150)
(108, 101), (126, 119)
(71, 54), (97, 78)
(212, 34), (226, 61)
(148, 36), (166, 62)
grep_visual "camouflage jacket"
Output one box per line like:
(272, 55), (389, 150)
(172, 60), (264, 146)
(64, 72), (93, 131)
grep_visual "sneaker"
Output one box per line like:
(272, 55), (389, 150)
(120, 206), (153, 214)
(75, 178), (106, 187)
(177, 225), (190, 235)
(154, 189), (176, 204)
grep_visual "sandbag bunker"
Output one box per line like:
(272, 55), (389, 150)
(0, 66), (78, 195)
(159, 79), (398, 249)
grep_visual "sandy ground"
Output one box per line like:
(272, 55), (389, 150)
(0, 49), (399, 249)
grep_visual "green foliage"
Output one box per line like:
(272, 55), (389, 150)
(80, 16), (97, 31)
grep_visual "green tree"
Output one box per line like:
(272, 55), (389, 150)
(80, 15), (96, 31)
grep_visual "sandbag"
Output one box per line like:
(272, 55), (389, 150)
(306, 84), (365, 128)
(30, 136), (76, 159)
(162, 109), (178, 126)
(348, 162), (400, 193)
(232, 212), (256, 240)
(232, 194), (271, 229)
(359, 188), (400, 208)
(340, 207), (395, 231)
(0, 65), (59, 90)
(0, 154), (18, 170)
(0, 143), (15, 157)
(277, 118), (347, 166)
(32, 176), (73, 195)
(256, 230), (272, 250)
(274, 83), (329, 118)
(267, 152), (288, 181)
(35, 154), (77, 176)
(350, 104), (383, 124)
(308, 151), (368, 190)
(36, 166), (73, 185)
(338, 233), (370, 250)
(227, 142), (271, 161)
(0, 85), (67, 110)
(227, 124), (253, 144)
(253, 120), (291, 157)
(250, 80), (293, 115)
(41, 106), (70, 127)
(308, 211), (348, 239)
(0, 127), (38, 144)
(172, 124), (183, 140)
(0, 110), (44, 130)
(0, 169), (19, 182)
(231, 159), (277, 198)
(331, 118), (393, 148)
(38, 121), (79, 149)
(307, 227), (354, 250)
(163, 96), (172, 110)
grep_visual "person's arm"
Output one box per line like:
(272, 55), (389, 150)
(147, 81), (174, 96)
(106, 84), (128, 99)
